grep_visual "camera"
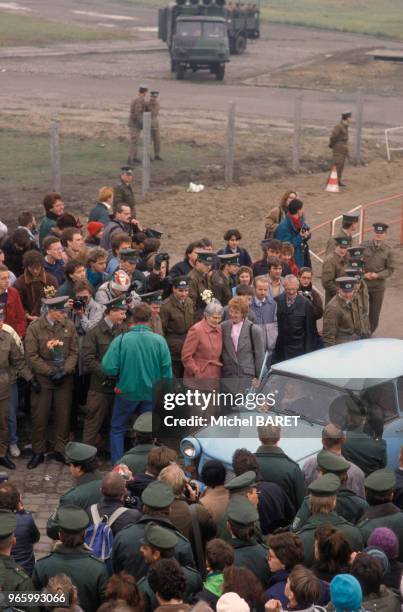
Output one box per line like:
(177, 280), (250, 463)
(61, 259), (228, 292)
(154, 252), (170, 270)
(300, 222), (310, 233)
(302, 290), (312, 300)
(73, 298), (86, 310)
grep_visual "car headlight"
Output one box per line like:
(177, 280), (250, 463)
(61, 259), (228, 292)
(180, 437), (201, 460)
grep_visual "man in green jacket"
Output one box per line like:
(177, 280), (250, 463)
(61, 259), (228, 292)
(296, 473), (363, 566)
(119, 411), (158, 474)
(102, 302), (172, 464)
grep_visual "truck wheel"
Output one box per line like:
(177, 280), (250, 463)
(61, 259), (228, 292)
(176, 64), (185, 80)
(234, 34), (247, 55)
(215, 65), (225, 81)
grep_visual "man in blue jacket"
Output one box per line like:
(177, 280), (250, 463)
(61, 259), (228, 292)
(274, 199), (310, 268)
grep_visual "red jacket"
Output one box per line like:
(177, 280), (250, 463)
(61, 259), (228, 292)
(3, 287), (27, 338)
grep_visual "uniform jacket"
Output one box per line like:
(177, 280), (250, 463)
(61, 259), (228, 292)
(181, 319), (222, 386)
(329, 120), (349, 151)
(358, 502), (403, 561)
(292, 489), (369, 532)
(148, 97), (160, 128)
(32, 544), (109, 612)
(200, 485), (229, 525)
(341, 428), (387, 476)
(0, 329), (32, 400)
(88, 201), (111, 227)
(255, 444), (305, 510)
(0, 554), (39, 612)
(82, 318), (128, 394)
(120, 443), (157, 476)
(188, 268), (212, 321)
(231, 537), (271, 588)
(362, 240), (394, 291)
(2, 287), (27, 338)
(128, 96), (147, 127)
(322, 295), (362, 347)
(274, 293), (315, 361)
(14, 269), (58, 317)
(274, 215), (307, 268)
(220, 319), (265, 379)
(24, 316), (79, 385)
(113, 181), (136, 213)
(210, 270), (233, 307)
(160, 295), (194, 360)
(354, 282), (371, 337)
(102, 324), (172, 401)
(321, 252), (347, 304)
(112, 515), (195, 580)
(325, 227), (352, 256)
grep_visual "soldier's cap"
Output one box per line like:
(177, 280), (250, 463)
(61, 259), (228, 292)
(104, 296), (128, 312)
(344, 268), (363, 281)
(196, 250), (215, 265)
(150, 91), (159, 96)
(364, 469), (396, 494)
(133, 411), (153, 434)
(64, 441), (97, 464)
(336, 277), (355, 291)
(41, 295), (70, 310)
(139, 85), (148, 93)
(334, 236), (352, 248)
(141, 290), (163, 304)
(0, 510), (17, 538)
(308, 473), (340, 497)
(143, 522), (178, 550)
(373, 222), (388, 234)
(145, 228), (163, 239)
(172, 275), (190, 289)
(227, 495), (259, 525)
(347, 246), (365, 258)
(218, 253), (240, 266)
(342, 111), (352, 120)
(142, 481), (174, 509)
(121, 165), (134, 175)
(225, 470), (256, 492)
(56, 505), (90, 533)
(350, 259), (364, 270)
(119, 248), (141, 264)
(342, 212), (359, 223)
(317, 450), (350, 474)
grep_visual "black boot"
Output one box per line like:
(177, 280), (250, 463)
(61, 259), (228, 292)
(27, 453), (44, 469)
(0, 456), (16, 470)
(47, 451), (67, 464)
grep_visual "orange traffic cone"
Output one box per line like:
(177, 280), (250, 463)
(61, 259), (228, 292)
(326, 166), (340, 193)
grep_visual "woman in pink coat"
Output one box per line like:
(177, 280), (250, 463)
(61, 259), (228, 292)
(181, 300), (223, 389)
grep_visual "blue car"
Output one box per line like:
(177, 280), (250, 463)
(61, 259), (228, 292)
(180, 338), (403, 474)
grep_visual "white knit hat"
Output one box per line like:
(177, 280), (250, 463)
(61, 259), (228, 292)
(217, 593), (250, 612)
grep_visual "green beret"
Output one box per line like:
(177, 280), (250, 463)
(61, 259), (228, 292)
(141, 481), (174, 509)
(65, 442), (97, 464)
(317, 450), (350, 474)
(133, 411), (153, 434)
(56, 505), (90, 533)
(225, 471), (256, 493)
(308, 473), (340, 497)
(364, 469), (396, 494)
(144, 522), (178, 550)
(227, 495), (258, 525)
(0, 511), (17, 538)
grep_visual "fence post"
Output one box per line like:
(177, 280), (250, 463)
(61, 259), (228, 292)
(400, 198), (403, 245)
(292, 94), (303, 173)
(355, 89), (364, 165)
(49, 119), (61, 192)
(142, 112), (151, 198)
(225, 102), (236, 184)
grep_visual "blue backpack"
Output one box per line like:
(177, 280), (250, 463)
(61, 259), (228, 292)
(85, 504), (128, 574)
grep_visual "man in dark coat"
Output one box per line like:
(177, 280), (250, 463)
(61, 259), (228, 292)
(274, 274), (315, 362)
(113, 166), (136, 214)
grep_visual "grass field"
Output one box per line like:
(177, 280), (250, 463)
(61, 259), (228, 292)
(125, 0), (403, 40)
(0, 11), (131, 46)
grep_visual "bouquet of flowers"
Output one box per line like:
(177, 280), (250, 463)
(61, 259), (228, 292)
(47, 339), (64, 366)
(44, 285), (57, 298)
(200, 289), (214, 304)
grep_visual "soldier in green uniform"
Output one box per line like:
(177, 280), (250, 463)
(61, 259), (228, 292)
(138, 522), (202, 612)
(226, 494), (270, 588)
(358, 470), (403, 561)
(128, 85), (148, 164)
(160, 276), (194, 378)
(322, 277), (362, 347)
(361, 222), (394, 333)
(33, 505), (109, 612)
(321, 236), (351, 304)
(188, 251), (216, 321)
(112, 481), (194, 580)
(113, 166), (136, 214)
(46, 442), (103, 540)
(149, 91), (162, 161)
(296, 473), (363, 566)
(329, 111), (351, 186)
(0, 512), (39, 611)
(82, 297), (128, 447)
(325, 212), (359, 255)
(24, 296), (79, 469)
(215, 470), (260, 541)
(292, 451), (368, 531)
(344, 266), (371, 338)
(211, 253), (239, 307)
(119, 412), (158, 475)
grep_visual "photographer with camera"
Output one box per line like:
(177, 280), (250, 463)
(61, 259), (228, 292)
(144, 251), (171, 298)
(70, 280), (104, 336)
(274, 199), (311, 269)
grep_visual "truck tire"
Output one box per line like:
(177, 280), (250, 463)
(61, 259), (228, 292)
(215, 64), (225, 81)
(176, 64), (185, 80)
(233, 34), (247, 55)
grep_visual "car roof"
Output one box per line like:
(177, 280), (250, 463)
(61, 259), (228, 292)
(270, 338), (403, 391)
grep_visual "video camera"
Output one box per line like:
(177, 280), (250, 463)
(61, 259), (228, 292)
(154, 252), (170, 271)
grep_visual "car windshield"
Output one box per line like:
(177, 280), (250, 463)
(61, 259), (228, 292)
(204, 22), (226, 38)
(176, 21), (225, 38)
(177, 22), (203, 37)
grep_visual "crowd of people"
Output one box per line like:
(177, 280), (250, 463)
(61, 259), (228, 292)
(0, 170), (399, 612)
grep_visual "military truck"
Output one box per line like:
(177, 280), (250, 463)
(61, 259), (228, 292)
(158, 0), (260, 81)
